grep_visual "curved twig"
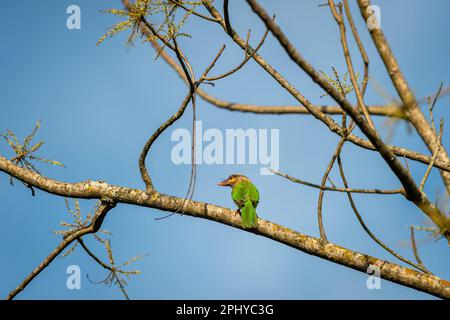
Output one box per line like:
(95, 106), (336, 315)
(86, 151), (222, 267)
(6, 201), (116, 300)
(336, 155), (432, 274)
(356, 0), (450, 195)
(343, 0), (369, 95)
(409, 227), (425, 267)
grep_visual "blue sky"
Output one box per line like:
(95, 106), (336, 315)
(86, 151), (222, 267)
(0, 0), (449, 299)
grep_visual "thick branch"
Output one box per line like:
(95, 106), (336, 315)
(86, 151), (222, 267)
(168, 0), (220, 23)
(357, 0), (450, 195)
(1, 157), (449, 298)
(199, 1), (450, 181)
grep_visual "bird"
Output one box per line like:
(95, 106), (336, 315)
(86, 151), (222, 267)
(218, 174), (260, 229)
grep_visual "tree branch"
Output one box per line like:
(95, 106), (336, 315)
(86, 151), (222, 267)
(138, 91), (193, 190)
(409, 227), (424, 266)
(356, 0), (450, 195)
(1, 157), (449, 298)
(244, 0), (450, 244)
(337, 155), (431, 274)
(6, 200), (116, 300)
(328, 0), (375, 128)
(343, 0), (369, 96)
(145, 37), (450, 174)
(317, 132), (348, 241)
(271, 169), (405, 195)
(168, 0), (220, 23)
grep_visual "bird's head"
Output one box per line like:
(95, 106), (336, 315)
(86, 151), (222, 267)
(218, 174), (249, 187)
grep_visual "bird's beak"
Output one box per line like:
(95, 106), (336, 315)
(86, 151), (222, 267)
(218, 178), (230, 186)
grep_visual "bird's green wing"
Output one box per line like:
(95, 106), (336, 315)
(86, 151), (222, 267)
(248, 182), (260, 209)
(231, 181), (249, 208)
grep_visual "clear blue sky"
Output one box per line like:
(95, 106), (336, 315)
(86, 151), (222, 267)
(0, 1), (449, 299)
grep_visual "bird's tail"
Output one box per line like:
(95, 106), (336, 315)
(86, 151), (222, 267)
(241, 200), (258, 229)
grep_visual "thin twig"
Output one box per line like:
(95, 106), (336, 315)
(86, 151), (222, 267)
(77, 238), (130, 300)
(168, 0), (220, 23)
(138, 92), (193, 190)
(409, 226), (425, 266)
(343, 0), (369, 95)
(419, 120), (444, 192)
(428, 83), (444, 140)
(155, 45), (228, 219)
(337, 155), (431, 274)
(78, 238), (113, 271)
(317, 122), (355, 241)
(1, 156), (449, 297)
(317, 137), (345, 241)
(271, 169), (404, 195)
(205, 27), (270, 82)
(172, 37), (198, 209)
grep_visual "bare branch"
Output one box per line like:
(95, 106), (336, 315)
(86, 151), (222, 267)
(244, 0), (450, 242)
(205, 27), (269, 82)
(168, 0), (220, 23)
(223, 0), (234, 36)
(135, 11), (225, 191)
(317, 131), (349, 241)
(337, 155), (431, 274)
(343, 0), (369, 95)
(6, 200), (116, 300)
(138, 91), (193, 190)
(419, 120), (444, 192)
(328, 0), (375, 128)
(409, 226), (425, 267)
(1, 157), (449, 298)
(78, 238), (146, 300)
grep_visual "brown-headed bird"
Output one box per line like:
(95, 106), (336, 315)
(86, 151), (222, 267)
(218, 174), (260, 229)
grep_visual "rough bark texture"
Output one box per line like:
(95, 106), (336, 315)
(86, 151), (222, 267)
(1, 156), (449, 299)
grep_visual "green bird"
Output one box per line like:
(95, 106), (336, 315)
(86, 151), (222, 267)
(218, 174), (260, 229)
